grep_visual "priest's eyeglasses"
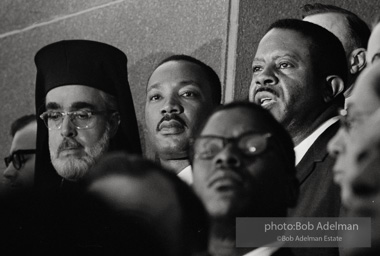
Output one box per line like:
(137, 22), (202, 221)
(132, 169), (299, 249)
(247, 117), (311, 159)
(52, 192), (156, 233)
(39, 110), (109, 130)
(193, 132), (272, 159)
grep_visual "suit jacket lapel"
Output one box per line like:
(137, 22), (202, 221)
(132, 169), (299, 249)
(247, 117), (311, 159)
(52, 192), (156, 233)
(296, 121), (340, 185)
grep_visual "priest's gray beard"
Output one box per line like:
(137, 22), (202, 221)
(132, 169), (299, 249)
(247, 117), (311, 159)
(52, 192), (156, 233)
(50, 124), (111, 181)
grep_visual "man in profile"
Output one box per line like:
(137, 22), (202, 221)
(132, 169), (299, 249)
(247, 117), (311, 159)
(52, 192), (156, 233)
(3, 114), (36, 197)
(145, 55), (221, 184)
(302, 3), (370, 99)
(328, 61), (380, 209)
(1, 114), (37, 253)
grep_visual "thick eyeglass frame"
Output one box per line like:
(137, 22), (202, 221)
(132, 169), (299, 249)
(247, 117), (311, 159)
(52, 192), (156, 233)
(4, 149), (37, 170)
(193, 132), (272, 160)
(39, 110), (112, 130)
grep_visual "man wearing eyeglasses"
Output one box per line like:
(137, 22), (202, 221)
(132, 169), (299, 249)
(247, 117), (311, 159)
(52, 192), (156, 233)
(1, 115), (36, 254)
(21, 40), (142, 254)
(191, 102), (298, 256)
(2, 114), (36, 196)
(34, 40), (141, 190)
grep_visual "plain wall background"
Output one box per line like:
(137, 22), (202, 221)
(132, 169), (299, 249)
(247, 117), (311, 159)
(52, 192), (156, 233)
(0, 0), (229, 162)
(1, 0), (379, 170)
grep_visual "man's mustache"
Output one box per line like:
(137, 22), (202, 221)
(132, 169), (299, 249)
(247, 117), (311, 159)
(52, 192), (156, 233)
(57, 138), (83, 154)
(156, 114), (187, 131)
(255, 87), (279, 97)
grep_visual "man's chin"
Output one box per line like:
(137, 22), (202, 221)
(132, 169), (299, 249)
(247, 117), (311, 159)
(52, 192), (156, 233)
(52, 158), (91, 181)
(155, 140), (189, 158)
(157, 148), (188, 160)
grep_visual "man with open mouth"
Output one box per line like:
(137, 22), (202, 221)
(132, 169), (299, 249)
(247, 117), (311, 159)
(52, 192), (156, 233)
(249, 19), (348, 256)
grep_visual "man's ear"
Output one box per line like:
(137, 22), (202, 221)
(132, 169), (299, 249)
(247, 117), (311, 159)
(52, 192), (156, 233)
(323, 75), (345, 103)
(108, 112), (121, 138)
(349, 48), (366, 75)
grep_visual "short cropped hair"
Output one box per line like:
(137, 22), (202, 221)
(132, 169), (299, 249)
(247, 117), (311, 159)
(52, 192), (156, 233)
(301, 3), (371, 49)
(151, 54), (222, 105)
(10, 114), (36, 137)
(268, 19), (348, 92)
(190, 101), (296, 178)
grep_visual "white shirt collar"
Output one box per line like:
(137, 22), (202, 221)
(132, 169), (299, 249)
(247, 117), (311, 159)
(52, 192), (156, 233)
(177, 165), (193, 185)
(294, 117), (339, 165)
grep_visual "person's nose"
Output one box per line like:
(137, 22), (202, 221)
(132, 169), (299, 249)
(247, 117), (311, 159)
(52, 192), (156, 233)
(214, 144), (241, 168)
(60, 115), (78, 138)
(254, 65), (278, 87)
(327, 129), (346, 158)
(3, 165), (18, 181)
(160, 95), (184, 115)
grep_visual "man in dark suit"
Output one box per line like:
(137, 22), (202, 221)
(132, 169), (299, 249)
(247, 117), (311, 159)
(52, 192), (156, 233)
(249, 18), (347, 217)
(249, 19), (347, 255)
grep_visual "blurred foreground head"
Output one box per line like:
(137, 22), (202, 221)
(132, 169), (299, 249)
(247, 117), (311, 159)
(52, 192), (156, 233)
(80, 152), (209, 256)
(339, 110), (380, 256)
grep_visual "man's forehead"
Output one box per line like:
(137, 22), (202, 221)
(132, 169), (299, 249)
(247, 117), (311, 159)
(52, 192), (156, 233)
(148, 61), (209, 88)
(201, 108), (270, 136)
(258, 29), (312, 56)
(45, 101), (98, 110)
(11, 123), (37, 152)
(45, 85), (104, 108)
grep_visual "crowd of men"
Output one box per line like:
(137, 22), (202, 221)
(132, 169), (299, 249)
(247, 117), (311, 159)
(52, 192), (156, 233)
(1, 3), (380, 256)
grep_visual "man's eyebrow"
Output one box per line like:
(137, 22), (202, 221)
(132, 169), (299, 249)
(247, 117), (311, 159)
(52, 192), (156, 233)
(70, 102), (97, 110)
(46, 102), (61, 110)
(252, 53), (299, 63)
(147, 80), (202, 92)
(147, 83), (161, 92)
(252, 57), (264, 63)
(45, 102), (97, 110)
(178, 80), (202, 87)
